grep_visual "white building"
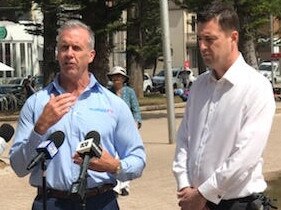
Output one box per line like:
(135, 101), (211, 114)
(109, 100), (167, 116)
(169, 2), (198, 74)
(0, 21), (43, 83)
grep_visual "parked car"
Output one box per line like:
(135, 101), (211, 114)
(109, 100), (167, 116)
(258, 61), (281, 84)
(152, 68), (196, 93)
(7, 77), (26, 86)
(0, 77), (25, 94)
(0, 85), (21, 95)
(143, 73), (153, 94)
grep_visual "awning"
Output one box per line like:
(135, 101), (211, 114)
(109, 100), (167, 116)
(0, 62), (14, 71)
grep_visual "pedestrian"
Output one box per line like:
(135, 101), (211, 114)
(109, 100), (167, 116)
(108, 66), (142, 129)
(172, 1), (276, 210)
(107, 66), (142, 196)
(23, 75), (36, 99)
(9, 19), (146, 210)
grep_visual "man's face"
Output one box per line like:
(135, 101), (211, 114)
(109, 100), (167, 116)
(197, 18), (237, 71)
(57, 27), (95, 79)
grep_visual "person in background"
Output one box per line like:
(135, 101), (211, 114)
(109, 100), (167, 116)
(108, 66), (142, 129)
(23, 75), (36, 99)
(172, 1), (276, 210)
(107, 66), (142, 196)
(9, 19), (146, 210)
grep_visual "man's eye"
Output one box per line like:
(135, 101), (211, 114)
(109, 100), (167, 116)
(205, 37), (215, 42)
(72, 46), (82, 51)
(197, 37), (216, 43)
(60, 46), (68, 51)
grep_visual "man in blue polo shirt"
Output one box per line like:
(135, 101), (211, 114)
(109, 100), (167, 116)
(10, 20), (146, 210)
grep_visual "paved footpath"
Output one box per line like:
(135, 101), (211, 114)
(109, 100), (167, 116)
(0, 102), (281, 210)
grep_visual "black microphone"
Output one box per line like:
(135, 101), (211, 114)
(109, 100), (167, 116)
(0, 123), (15, 155)
(26, 131), (65, 170)
(70, 131), (102, 200)
(76, 131), (102, 158)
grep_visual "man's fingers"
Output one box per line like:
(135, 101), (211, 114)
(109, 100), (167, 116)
(52, 93), (76, 104)
(48, 93), (76, 112)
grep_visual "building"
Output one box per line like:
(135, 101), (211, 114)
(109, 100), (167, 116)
(168, 1), (197, 74)
(0, 21), (43, 83)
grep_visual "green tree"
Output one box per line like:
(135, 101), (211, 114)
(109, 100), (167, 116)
(15, 0), (131, 86)
(79, 0), (132, 86)
(126, 0), (162, 97)
(4, 0), (162, 93)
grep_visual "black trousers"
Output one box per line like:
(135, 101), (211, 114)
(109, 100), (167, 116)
(206, 193), (275, 210)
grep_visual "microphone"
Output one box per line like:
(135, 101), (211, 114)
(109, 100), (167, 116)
(70, 131), (102, 200)
(0, 123), (15, 155)
(76, 131), (102, 158)
(26, 131), (65, 170)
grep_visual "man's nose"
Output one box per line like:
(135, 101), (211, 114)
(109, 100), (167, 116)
(198, 40), (207, 50)
(65, 47), (75, 56)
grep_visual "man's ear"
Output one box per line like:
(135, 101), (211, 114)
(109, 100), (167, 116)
(231, 30), (239, 44)
(89, 50), (96, 63)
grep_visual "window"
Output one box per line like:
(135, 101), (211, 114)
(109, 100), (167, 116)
(191, 15), (196, 32)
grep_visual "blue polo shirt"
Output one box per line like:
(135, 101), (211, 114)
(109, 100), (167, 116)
(9, 73), (146, 191)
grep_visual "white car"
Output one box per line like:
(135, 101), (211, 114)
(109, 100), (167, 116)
(152, 68), (196, 93)
(258, 61), (281, 83)
(143, 73), (153, 94)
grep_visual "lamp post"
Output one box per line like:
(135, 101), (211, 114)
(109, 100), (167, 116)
(159, 0), (176, 144)
(270, 14), (275, 86)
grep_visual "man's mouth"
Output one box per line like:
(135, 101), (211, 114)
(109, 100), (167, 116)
(65, 62), (75, 66)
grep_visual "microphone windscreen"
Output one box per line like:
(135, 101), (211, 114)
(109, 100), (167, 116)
(85, 131), (100, 145)
(0, 123), (14, 142)
(48, 131), (65, 148)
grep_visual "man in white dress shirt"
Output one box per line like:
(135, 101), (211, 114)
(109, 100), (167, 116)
(172, 1), (276, 210)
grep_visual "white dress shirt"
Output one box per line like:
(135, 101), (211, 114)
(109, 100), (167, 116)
(173, 54), (276, 204)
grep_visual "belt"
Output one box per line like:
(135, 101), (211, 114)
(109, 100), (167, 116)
(37, 184), (114, 200)
(206, 193), (263, 209)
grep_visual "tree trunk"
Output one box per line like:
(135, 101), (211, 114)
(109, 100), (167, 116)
(237, 11), (258, 69)
(128, 55), (143, 98)
(42, 3), (58, 86)
(126, 2), (143, 98)
(81, 1), (111, 87)
(239, 34), (258, 69)
(90, 33), (110, 86)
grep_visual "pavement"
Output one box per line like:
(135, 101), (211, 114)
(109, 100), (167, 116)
(0, 101), (281, 210)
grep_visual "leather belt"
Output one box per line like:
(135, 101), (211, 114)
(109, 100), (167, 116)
(206, 193), (264, 209)
(37, 184), (114, 200)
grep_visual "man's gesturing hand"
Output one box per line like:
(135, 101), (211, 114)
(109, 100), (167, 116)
(34, 93), (77, 135)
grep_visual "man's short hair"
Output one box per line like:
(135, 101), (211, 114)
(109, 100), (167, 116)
(197, 0), (240, 32)
(56, 20), (95, 50)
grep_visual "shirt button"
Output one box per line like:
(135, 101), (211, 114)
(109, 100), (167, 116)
(218, 195), (222, 199)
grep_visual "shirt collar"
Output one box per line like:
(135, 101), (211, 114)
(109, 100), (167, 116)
(49, 73), (101, 95)
(209, 53), (246, 85)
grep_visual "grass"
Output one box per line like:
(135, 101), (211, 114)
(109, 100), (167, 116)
(139, 93), (183, 106)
